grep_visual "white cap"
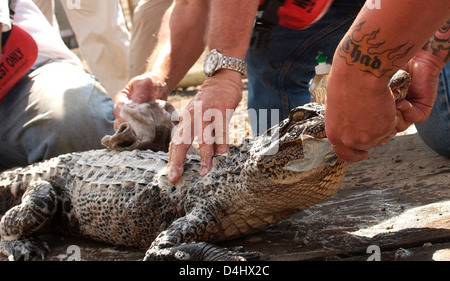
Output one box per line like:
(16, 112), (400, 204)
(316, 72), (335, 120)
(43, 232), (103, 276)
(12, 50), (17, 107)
(315, 62), (331, 75)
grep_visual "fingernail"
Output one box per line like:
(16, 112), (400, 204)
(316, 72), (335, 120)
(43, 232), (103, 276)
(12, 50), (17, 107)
(200, 165), (209, 177)
(200, 156), (211, 176)
(215, 147), (227, 156)
(166, 164), (181, 183)
(167, 169), (176, 183)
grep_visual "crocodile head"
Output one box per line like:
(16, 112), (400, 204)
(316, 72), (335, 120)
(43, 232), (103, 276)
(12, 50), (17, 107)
(247, 103), (343, 185)
(101, 100), (177, 152)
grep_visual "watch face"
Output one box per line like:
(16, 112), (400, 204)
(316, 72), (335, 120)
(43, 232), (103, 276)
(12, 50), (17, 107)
(204, 50), (220, 76)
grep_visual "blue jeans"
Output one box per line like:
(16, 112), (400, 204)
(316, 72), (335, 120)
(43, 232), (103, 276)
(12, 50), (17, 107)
(246, 0), (365, 135)
(416, 62), (450, 158)
(0, 61), (115, 170)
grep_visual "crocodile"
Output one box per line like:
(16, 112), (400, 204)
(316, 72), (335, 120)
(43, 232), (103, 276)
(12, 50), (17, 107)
(0, 71), (411, 261)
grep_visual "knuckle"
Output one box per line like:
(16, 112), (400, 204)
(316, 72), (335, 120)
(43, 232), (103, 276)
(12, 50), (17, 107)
(340, 135), (358, 149)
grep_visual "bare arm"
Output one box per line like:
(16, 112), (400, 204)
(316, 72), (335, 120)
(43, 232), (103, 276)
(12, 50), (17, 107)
(423, 19), (450, 64)
(146, 0), (209, 92)
(325, 0), (450, 162)
(207, 0), (258, 59)
(167, 0), (259, 183)
(114, 0), (209, 128)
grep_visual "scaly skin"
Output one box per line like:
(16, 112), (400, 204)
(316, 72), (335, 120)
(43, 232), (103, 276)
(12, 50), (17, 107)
(0, 103), (347, 261)
(0, 71), (411, 261)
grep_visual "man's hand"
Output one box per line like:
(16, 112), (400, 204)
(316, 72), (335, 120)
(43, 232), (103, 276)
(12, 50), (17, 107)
(324, 0), (449, 163)
(325, 70), (398, 162)
(325, 51), (444, 163)
(114, 73), (168, 130)
(395, 50), (445, 132)
(166, 71), (243, 183)
(396, 17), (449, 132)
(163, 0), (257, 183)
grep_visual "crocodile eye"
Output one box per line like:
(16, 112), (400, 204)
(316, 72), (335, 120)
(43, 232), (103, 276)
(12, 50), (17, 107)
(292, 111), (305, 121)
(175, 250), (190, 261)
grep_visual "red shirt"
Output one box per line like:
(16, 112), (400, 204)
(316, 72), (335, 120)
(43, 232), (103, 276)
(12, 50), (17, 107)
(259, 0), (334, 30)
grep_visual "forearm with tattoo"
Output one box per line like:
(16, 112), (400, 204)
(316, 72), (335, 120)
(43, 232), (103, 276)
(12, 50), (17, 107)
(337, 20), (414, 78)
(423, 19), (450, 63)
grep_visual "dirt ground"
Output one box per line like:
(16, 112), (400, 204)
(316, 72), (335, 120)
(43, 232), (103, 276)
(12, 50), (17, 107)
(1, 86), (447, 262)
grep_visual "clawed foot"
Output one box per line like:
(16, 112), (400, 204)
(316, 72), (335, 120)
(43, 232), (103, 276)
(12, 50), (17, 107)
(143, 242), (260, 261)
(0, 237), (50, 261)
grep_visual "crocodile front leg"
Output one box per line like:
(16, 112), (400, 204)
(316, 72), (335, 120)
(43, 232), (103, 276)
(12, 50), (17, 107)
(0, 181), (57, 261)
(143, 205), (248, 261)
(145, 241), (248, 261)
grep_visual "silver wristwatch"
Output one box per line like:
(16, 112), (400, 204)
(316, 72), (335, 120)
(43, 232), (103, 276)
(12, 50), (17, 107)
(203, 49), (247, 77)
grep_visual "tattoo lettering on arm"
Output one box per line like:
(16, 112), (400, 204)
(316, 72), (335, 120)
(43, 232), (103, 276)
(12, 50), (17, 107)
(337, 20), (414, 78)
(423, 19), (450, 63)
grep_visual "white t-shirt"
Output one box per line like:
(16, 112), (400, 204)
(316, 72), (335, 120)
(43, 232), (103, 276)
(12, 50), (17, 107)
(0, 0), (82, 68)
(0, 0), (11, 32)
(0, 1), (11, 32)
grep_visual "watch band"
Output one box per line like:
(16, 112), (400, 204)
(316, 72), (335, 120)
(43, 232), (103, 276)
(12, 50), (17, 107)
(204, 49), (247, 77)
(220, 56), (247, 76)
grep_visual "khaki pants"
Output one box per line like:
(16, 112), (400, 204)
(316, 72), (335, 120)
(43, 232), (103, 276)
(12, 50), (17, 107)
(33, 0), (131, 98)
(128, 0), (173, 79)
